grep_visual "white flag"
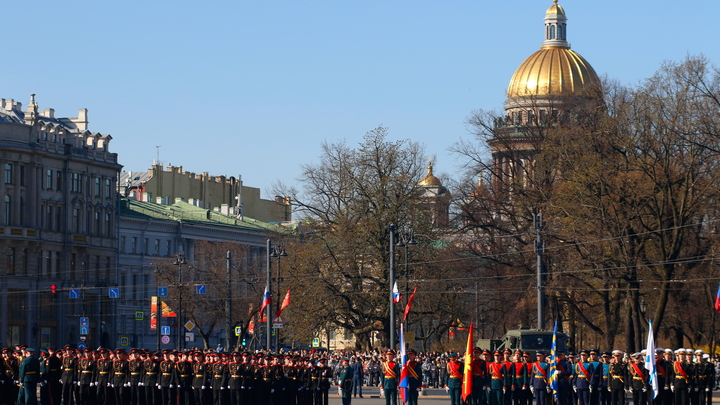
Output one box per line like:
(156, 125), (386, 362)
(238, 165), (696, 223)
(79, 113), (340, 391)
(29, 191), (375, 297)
(644, 319), (658, 399)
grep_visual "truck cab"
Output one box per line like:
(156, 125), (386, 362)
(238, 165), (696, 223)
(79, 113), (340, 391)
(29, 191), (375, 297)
(477, 327), (569, 361)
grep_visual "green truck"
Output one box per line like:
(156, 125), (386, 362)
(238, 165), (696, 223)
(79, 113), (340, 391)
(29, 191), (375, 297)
(476, 327), (569, 361)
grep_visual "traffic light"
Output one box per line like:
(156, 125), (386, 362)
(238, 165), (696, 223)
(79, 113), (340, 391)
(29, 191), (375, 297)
(241, 338), (247, 346)
(50, 284), (57, 294)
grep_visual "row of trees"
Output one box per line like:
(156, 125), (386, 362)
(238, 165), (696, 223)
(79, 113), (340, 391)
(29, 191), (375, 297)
(154, 55), (720, 353)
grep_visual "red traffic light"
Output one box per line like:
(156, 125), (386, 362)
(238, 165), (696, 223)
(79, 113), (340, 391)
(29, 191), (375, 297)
(50, 284), (57, 294)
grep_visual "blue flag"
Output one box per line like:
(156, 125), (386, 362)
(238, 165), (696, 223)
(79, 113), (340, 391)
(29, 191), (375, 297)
(548, 321), (559, 401)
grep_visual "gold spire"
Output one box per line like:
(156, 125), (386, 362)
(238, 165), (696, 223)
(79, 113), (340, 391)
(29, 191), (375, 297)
(418, 159), (442, 187)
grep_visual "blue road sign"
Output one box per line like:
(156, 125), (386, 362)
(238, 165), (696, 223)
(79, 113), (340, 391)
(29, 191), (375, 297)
(158, 287), (168, 297)
(80, 317), (89, 327)
(312, 338), (320, 347)
(120, 337), (129, 346)
(70, 289), (80, 299)
(80, 326), (89, 335)
(109, 288), (120, 298)
(77, 342), (86, 350)
(161, 335), (170, 344)
(196, 285), (206, 294)
(161, 326), (170, 335)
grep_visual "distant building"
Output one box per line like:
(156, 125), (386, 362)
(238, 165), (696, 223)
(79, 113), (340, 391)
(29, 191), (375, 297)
(120, 163), (291, 223)
(0, 94), (122, 349)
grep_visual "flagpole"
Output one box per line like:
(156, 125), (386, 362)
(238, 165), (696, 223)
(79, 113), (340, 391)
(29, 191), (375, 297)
(389, 224), (396, 350)
(266, 239), (272, 351)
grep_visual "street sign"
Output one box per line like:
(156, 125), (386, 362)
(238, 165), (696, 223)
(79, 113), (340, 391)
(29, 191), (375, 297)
(161, 335), (170, 344)
(312, 338), (320, 347)
(234, 326), (242, 336)
(120, 337), (129, 346)
(80, 317), (89, 327)
(196, 285), (206, 294)
(77, 342), (86, 350)
(109, 288), (120, 298)
(70, 289), (80, 299)
(161, 326), (170, 335)
(273, 316), (283, 329)
(135, 311), (144, 321)
(80, 326), (89, 335)
(158, 287), (168, 297)
(184, 320), (195, 332)
(185, 332), (195, 342)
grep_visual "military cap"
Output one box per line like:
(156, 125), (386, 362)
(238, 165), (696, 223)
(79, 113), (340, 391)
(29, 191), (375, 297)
(601, 352), (610, 357)
(536, 351), (545, 356)
(449, 353), (459, 358)
(473, 347), (482, 352)
(407, 348), (417, 355)
(385, 349), (396, 355)
(568, 352), (576, 357)
(482, 349), (490, 355)
(612, 350), (623, 356)
(40, 348), (48, 354)
(664, 348), (673, 354)
(232, 351), (241, 356)
(695, 349), (704, 355)
(579, 350), (588, 356)
(25, 348), (36, 353)
(522, 352), (531, 357)
(64, 344), (75, 350)
(115, 349), (126, 354)
(341, 357), (350, 362)
(589, 349), (598, 355)
(493, 350), (502, 356)
(162, 349), (172, 353)
(514, 349), (523, 355)
(503, 348), (512, 354)
(47, 347), (56, 352)
(631, 352), (641, 358)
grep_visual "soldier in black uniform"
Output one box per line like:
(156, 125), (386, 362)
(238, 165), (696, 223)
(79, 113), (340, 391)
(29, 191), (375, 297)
(694, 351), (714, 405)
(315, 358), (332, 405)
(175, 351), (193, 405)
(211, 353), (228, 405)
(191, 351), (207, 405)
(628, 353), (648, 405)
(671, 349), (693, 405)
(127, 349), (144, 405)
(608, 350), (627, 405)
(143, 351), (161, 405)
(239, 352), (254, 405)
(657, 349), (673, 405)
(112, 349), (130, 405)
(95, 349), (112, 405)
(45, 347), (63, 405)
(227, 352), (242, 405)
(61, 346), (78, 405)
(158, 349), (175, 405)
(77, 349), (96, 405)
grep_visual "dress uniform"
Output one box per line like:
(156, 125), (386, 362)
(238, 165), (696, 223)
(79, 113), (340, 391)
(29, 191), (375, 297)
(210, 354), (227, 405)
(530, 351), (551, 405)
(511, 351), (528, 405)
(112, 349), (130, 405)
(95, 349), (112, 405)
(608, 350), (627, 405)
(589, 350), (603, 405)
(381, 350), (401, 405)
(191, 351), (207, 405)
(555, 352), (572, 405)
(17, 348), (40, 405)
(628, 353), (649, 405)
(314, 358), (332, 405)
(338, 357), (354, 405)
(489, 351), (507, 405)
(227, 352), (242, 405)
(77, 350), (96, 405)
(45, 348), (63, 405)
(470, 348), (488, 405)
(175, 351), (193, 405)
(239, 352), (254, 405)
(671, 349), (693, 405)
(599, 352), (612, 405)
(144, 351), (161, 405)
(694, 351), (714, 405)
(503, 349), (514, 405)
(446, 353), (463, 405)
(61, 346), (78, 405)
(405, 349), (423, 405)
(575, 350), (594, 405)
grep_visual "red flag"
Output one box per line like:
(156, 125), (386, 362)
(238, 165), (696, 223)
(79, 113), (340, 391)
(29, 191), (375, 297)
(275, 289), (291, 318)
(715, 283), (720, 312)
(403, 286), (417, 320)
(258, 285), (271, 317)
(462, 322), (474, 401)
(161, 301), (177, 317)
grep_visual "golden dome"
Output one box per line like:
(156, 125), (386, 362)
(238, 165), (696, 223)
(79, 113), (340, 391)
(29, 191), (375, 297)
(419, 162), (442, 187)
(507, 47), (600, 98)
(546, 2), (565, 16)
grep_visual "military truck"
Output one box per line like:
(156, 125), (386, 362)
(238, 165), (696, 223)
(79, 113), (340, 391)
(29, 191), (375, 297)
(476, 327), (569, 361)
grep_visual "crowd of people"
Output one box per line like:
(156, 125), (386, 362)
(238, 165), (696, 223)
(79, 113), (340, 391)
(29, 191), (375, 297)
(3, 343), (720, 405)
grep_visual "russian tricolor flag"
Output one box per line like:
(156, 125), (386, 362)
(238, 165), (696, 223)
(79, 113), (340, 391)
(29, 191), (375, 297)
(259, 285), (272, 316)
(398, 324), (408, 403)
(715, 283), (720, 313)
(393, 282), (402, 304)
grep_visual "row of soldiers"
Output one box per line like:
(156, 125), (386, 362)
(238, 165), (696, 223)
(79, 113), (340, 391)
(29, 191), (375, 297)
(443, 347), (716, 405)
(2, 344), (345, 405)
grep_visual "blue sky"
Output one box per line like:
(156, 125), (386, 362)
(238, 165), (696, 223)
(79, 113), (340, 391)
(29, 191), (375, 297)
(3, 1), (719, 199)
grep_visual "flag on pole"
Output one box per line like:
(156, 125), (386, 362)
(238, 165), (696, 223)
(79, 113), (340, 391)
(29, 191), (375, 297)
(644, 319), (659, 399)
(715, 284), (720, 312)
(398, 324), (409, 403)
(258, 285), (272, 317)
(462, 322), (474, 402)
(403, 286), (417, 320)
(275, 289), (291, 318)
(548, 321), (559, 401)
(150, 296), (158, 329)
(393, 282), (402, 304)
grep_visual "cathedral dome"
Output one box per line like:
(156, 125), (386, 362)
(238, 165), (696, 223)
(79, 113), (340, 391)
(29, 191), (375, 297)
(418, 162), (442, 187)
(507, 0), (600, 99)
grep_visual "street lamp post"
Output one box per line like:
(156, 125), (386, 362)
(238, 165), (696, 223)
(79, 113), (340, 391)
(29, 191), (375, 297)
(265, 239), (272, 351)
(389, 224), (396, 350)
(173, 252), (187, 350)
(270, 244), (288, 353)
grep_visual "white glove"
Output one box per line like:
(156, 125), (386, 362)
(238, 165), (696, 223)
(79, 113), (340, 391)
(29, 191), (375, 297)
(19, 383), (24, 387)
(530, 387), (535, 394)
(664, 386), (668, 390)
(546, 387), (551, 393)
(170, 385), (174, 389)
(486, 386), (491, 393)
(573, 387), (578, 393)
(125, 383), (130, 387)
(139, 382), (144, 386)
(157, 385), (162, 390)
(522, 386), (527, 390)
(14, 380), (19, 385)
(511, 387), (515, 391)
(298, 388), (302, 391)
(271, 389), (275, 393)
(671, 386), (675, 392)
(590, 386), (594, 393)
(706, 388), (710, 392)
(201, 386), (206, 389)
(39, 382), (45, 387)
(643, 388), (647, 392)
(316, 387), (321, 391)
(76, 381), (81, 386)
(241, 386), (245, 389)
(220, 387), (224, 390)
(503, 388), (506, 394)
(107, 383), (111, 387)
(445, 386), (449, 392)
(694, 388), (699, 392)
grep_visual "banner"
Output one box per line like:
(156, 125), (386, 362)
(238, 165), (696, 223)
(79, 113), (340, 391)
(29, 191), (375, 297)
(403, 286), (417, 320)
(644, 319), (658, 399)
(275, 289), (291, 318)
(150, 296), (158, 330)
(398, 324), (408, 403)
(462, 322), (474, 402)
(161, 301), (177, 317)
(548, 321), (559, 401)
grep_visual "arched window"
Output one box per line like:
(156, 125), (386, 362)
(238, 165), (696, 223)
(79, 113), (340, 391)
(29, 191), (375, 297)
(4, 195), (11, 225)
(550, 25), (556, 40)
(559, 24), (565, 40)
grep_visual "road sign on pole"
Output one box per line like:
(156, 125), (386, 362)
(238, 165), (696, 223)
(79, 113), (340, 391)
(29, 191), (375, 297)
(312, 338), (320, 347)
(70, 289), (80, 299)
(161, 326), (170, 335)
(135, 311), (144, 321)
(158, 287), (168, 297)
(80, 326), (89, 335)
(196, 285), (206, 294)
(273, 316), (284, 329)
(80, 317), (89, 327)
(161, 335), (170, 344)
(120, 337), (129, 346)
(109, 288), (120, 298)
(77, 342), (87, 350)
(234, 326), (242, 336)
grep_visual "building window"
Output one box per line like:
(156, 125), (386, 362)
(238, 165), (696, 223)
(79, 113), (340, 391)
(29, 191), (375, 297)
(4, 195), (11, 225)
(166, 240), (172, 257)
(133, 274), (139, 300)
(154, 239), (160, 256)
(550, 24), (556, 39)
(19, 166), (24, 186)
(6, 248), (15, 275)
(73, 208), (80, 233)
(70, 253), (76, 280)
(19, 249), (27, 276)
(105, 213), (112, 237)
(44, 251), (52, 278)
(105, 257), (112, 282)
(18, 197), (23, 226)
(105, 179), (111, 198)
(95, 178), (101, 196)
(4, 164), (12, 184)
(71, 173), (82, 193)
(56, 206), (62, 231)
(57, 171), (62, 191)
(53, 251), (60, 278)
(143, 238), (149, 255)
(131, 237), (137, 254)
(95, 211), (101, 235)
(46, 169), (53, 190)
(120, 236), (126, 253)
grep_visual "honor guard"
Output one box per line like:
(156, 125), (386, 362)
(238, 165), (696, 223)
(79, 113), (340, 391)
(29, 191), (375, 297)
(405, 349), (423, 405)
(77, 349), (96, 405)
(143, 351), (161, 405)
(511, 350), (528, 405)
(95, 349), (112, 405)
(530, 351), (551, 405)
(575, 350), (594, 405)
(599, 352), (612, 405)
(60, 346), (78, 405)
(446, 353), (463, 405)
(694, 351), (714, 405)
(211, 352), (228, 405)
(671, 349), (693, 405)
(191, 351), (207, 405)
(470, 348), (488, 405)
(381, 350), (401, 405)
(338, 357), (353, 405)
(175, 351), (193, 405)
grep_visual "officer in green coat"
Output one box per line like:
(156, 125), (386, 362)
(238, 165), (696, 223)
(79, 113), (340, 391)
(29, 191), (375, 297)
(381, 349), (401, 405)
(17, 348), (40, 405)
(338, 357), (354, 405)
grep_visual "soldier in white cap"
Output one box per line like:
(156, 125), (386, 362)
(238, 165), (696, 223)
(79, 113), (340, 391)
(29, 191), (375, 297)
(671, 349), (693, 405)
(694, 350), (714, 405)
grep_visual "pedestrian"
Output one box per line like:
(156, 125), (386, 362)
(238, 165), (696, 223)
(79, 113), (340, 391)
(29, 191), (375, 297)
(351, 356), (364, 398)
